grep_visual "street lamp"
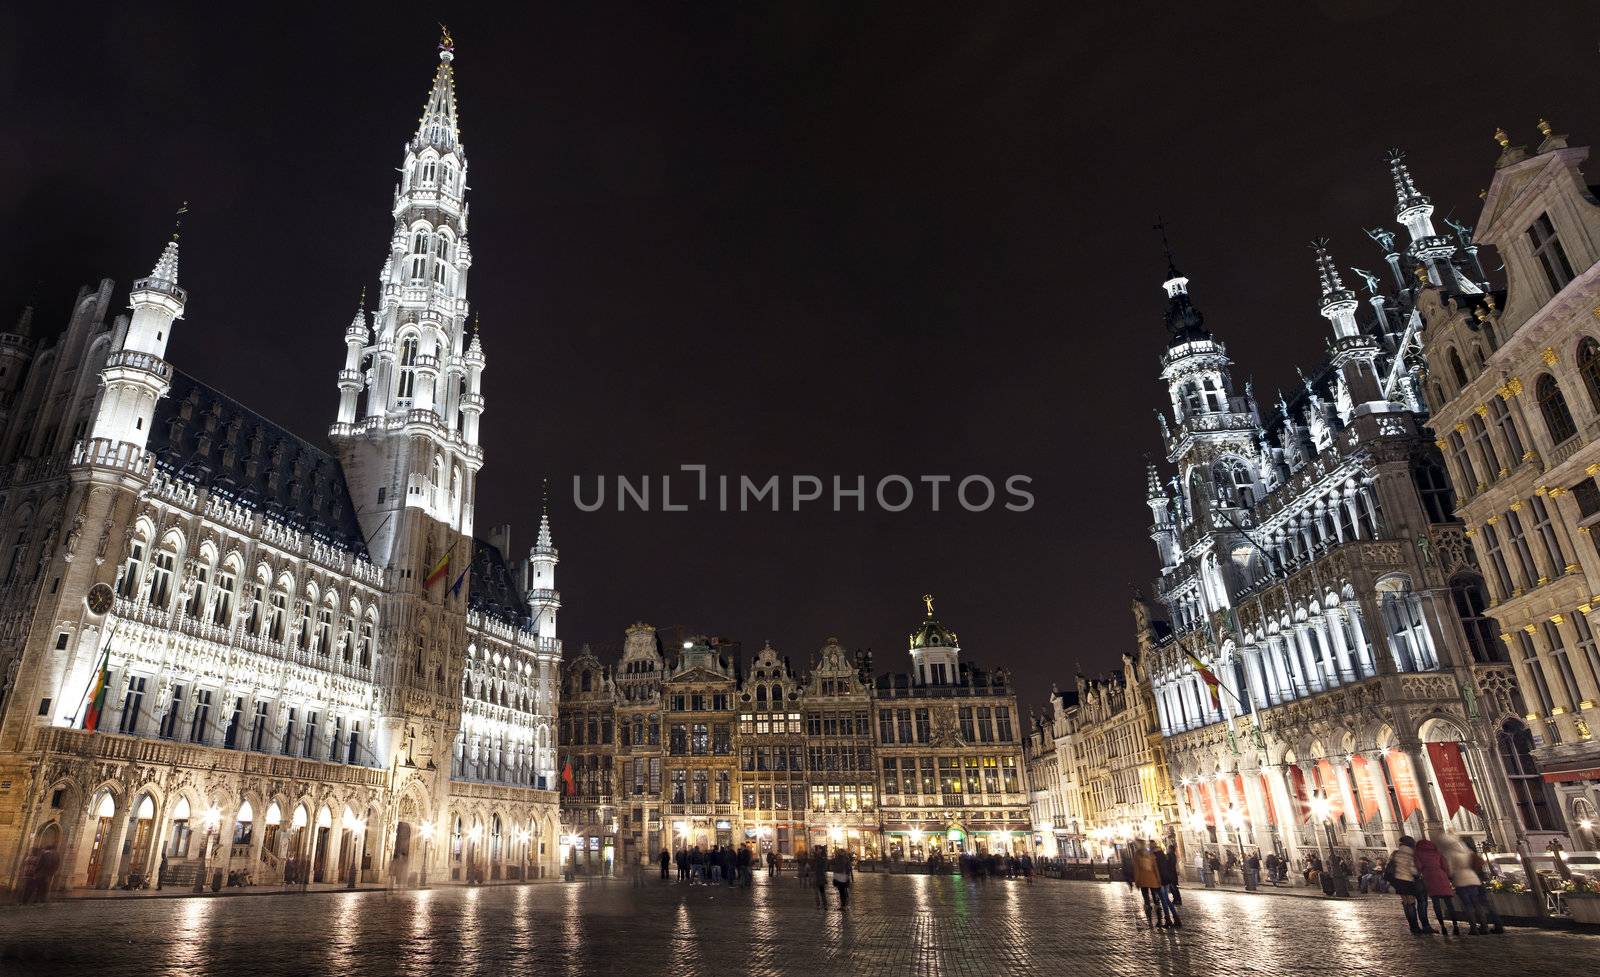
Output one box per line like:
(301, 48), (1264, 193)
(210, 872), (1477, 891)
(194, 805), (221, 894)
(418, 821), (434, 889)
(1308, 795), (1332, 868)
(346, 817), (365, 889)
(1226, 806), (1247, 868)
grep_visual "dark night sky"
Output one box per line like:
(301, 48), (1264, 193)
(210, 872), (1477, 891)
(6, 3), (1597, 703)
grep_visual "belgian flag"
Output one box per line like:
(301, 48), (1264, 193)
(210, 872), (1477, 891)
(82, 643), (112, 731)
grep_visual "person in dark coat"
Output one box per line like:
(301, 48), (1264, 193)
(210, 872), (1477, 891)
(660, 848), (671, 880)
(810, 845), (830, 908)
(830, 848), (854, 909)
(1157, 843), (1183, 928)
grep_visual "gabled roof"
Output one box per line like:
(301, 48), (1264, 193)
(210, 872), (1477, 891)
(150, 369), (366, 553)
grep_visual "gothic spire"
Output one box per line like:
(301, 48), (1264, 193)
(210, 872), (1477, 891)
(1387, 148), (1428, 217)
(1157, 228), (1209, 346)
(413, 26), (462, 155)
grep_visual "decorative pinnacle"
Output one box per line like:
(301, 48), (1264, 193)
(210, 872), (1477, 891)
(1494, 128), (1510, 148)
(438, 24), (455, 61)
(923, 594), (935, 617)
(1537, 119), (1553, 138)
(173, 201), (188, 241)
(1386, 149), (1426, 212)
(1310, 239), (1350, 302)
(357, 285), (366, 311)
(1145, 462), (1164, 500)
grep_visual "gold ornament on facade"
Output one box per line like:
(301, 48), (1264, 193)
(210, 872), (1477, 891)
(1523, 624), (1539, 634)
(1454, 421), (1468, 434)
(1537, 119), (1554, 138)
(1551, 614), (1566, 625)
(1474, 404), (1489, 417)
(1510, 499), (1524, 511)
(1543, 347), (1558, 366)
(1434, 438), (1449, 451)
(1494, 128), (1511, 148)
(1587, 463), (1600, 477)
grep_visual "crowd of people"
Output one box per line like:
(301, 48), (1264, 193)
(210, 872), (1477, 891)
(1385, 832), (1505, 935)
(653, 843), (859, 909)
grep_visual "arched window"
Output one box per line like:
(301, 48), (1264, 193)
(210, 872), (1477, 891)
(432, 235), (451, 287)
(1448, 348), (1469, 388)
(1413, 461), (1455, 524)
(1579, 337), (1600, 412)
(1449, 574), (1502, 663)
(267, 588), (287, 641)
(148, 547), (177, 609)
(408, 232), (429, 281)
(397, 335), (419, 403)
(212, 562), (237, 626)
(117, 539), (145, 599)
(1497, 720), (1561, 831)
(1537, 373), (1578, 445)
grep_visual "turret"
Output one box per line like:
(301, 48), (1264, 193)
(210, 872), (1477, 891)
(336, 291), (369, 425)
(1314, 241), (1385, 415)
(527, 502), (560, 642)
(1147, 463), (1177, 569)
(87, 233), (183, 451)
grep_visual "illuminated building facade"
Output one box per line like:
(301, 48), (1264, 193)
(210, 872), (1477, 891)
(0, 34), (562, 894)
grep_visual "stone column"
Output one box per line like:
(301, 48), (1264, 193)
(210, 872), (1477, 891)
(1345, 602), (1376, 677)
(1326, 609), (1356, 682)
(1293, 626), (1324, 694)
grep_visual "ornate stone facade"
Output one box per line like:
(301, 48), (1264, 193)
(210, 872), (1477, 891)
(1143, 160), (1532, 875)
(0, 34), (561, 895)
(1421, 120), (1600, 848)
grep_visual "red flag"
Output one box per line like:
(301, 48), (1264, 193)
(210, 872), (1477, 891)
(561, 756), (575, 796)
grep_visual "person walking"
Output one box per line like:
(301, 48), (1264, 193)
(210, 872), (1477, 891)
(831, 848), (855, 910)
(1120, 845), (1136, 891)
(660, 848), (671, 881)
(1244, 850), (1260, 891)
(1131, 840), (1169, 928)
(1449, 837), (1504, 935)
(1416, 836), (1461, 934)
(1157, 842), (1183, 928)
(1387, 835), (1433, 934)
(811, 845), (830, 908)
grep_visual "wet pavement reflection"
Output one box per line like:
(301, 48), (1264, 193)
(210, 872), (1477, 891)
(3, 873), (1600, 977)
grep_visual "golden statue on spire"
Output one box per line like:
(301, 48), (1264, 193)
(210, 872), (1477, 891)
(438, 24), (455, 60)
(923, 594), (935, 617)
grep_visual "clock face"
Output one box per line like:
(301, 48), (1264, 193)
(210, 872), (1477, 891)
(86, 583), (115, 616)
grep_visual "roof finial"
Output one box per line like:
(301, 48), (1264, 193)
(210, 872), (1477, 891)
(173, 201), (188, 241)
(357, 285), (366, 312)
(542, 476), (549, 517)
(438, 24), (455, 61)
(923, 593), (935, 617)
(1493, 127), (1510, 148)
(1154, 216), (1180, 279)
(1537, 118), (1553, 138)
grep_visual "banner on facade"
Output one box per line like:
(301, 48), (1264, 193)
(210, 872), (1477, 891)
(1198, 783), (1216, 825)
(1259, 773), (1277, 826)
(1288, 765), (1310, 821)
(1350, 755), (1384, 825)
(1233, 774), (1248, 823)
(1386, 748), (1423, 822)
(1314, 759), (1345, 819)
(1425, 741), (1481, 817)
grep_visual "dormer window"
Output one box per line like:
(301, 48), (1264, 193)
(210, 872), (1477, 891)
(1528, 213), (1575, 294)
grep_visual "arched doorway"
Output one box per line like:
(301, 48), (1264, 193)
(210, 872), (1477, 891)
(287, 804), (309, 883)
(125, 794), (158, 885)
(312, 807), (333, 883)
(166, 796), (194, 865)
(490, 815), (503, 880)
(261, 802), (285, 881)
(83, 793), (118, 888)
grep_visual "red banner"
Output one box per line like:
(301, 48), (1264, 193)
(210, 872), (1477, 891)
(1259, 773), (1278, 826)
(1426, 741), (1481, 817)
(1315, 759), (1345, 819)
(1386, 748), (1423, 822)
(1198, 783), (1216, 825)
(1288, 765), (1311, 821)
(1351, 755), (1385, 825)
(1234, 774), (1248, 824)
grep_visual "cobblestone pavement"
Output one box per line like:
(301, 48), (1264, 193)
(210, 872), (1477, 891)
(3, 873), (1599, 977)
